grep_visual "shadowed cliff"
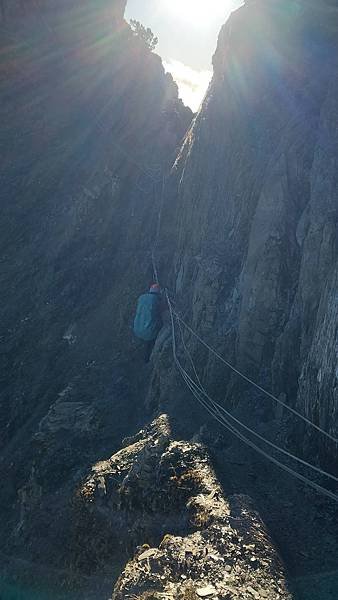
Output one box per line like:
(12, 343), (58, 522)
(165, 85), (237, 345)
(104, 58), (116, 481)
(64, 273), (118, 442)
(1, 0), (338, 598)
(0, 0), (192, 575)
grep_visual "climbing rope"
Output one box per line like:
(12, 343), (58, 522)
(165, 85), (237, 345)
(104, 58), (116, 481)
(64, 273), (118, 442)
(141, 139), (338, 446)
(97, 100), (338, 451)
(180, 365), (338, 504)
(176, 313), (338, 485)
(91, 66), (338, 501)
(174, 310), (338, 446)
(167, 293), (338, 503)
(110, 113), (338, 501)
(141, 130), (338, 504)
(151, 174), (166, 285)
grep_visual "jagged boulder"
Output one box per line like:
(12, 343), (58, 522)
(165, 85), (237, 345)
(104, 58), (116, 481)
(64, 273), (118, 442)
(68, 415), (292, 599)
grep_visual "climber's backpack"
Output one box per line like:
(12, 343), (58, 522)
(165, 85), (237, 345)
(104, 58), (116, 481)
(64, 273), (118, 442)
(133, 293), (162, 341)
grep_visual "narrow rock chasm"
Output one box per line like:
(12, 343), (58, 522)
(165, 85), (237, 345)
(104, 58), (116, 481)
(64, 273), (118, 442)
(1, 0), (337, 599)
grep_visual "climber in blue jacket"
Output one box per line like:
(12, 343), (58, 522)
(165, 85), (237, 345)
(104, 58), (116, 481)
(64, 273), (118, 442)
(133, 283), (164, 363)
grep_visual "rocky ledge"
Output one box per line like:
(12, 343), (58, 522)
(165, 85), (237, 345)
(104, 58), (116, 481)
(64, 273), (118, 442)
(73, 415), (292, 599)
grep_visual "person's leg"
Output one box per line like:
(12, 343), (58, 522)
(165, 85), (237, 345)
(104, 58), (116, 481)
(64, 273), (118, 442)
(144, 339), (155, 363)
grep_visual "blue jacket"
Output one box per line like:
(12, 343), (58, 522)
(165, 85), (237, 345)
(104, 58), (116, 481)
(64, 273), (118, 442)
(133, 292), (163, 341)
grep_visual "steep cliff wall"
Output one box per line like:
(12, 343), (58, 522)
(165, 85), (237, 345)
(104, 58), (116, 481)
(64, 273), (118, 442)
(1, 0), (338, 596)
(0, 0), (191, 568)
(151, 0), (337, 455)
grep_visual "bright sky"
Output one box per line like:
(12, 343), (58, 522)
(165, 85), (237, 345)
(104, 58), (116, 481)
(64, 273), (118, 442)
(125, 0), (241, 111)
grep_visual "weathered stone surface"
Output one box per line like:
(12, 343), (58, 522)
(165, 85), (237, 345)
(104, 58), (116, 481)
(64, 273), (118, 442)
(98, 416), (292, 600)
(150, 0), (338, 454)
(64, 415), (292, 599)
(1, 0), (338, 596)
(0, 0), (191, 573)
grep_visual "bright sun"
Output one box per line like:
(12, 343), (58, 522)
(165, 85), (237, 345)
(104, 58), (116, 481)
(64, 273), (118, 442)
(166, 0), (232, 25)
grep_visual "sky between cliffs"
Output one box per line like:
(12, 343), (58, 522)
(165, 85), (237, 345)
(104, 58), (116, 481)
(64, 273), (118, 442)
(125, 0), (241, 111)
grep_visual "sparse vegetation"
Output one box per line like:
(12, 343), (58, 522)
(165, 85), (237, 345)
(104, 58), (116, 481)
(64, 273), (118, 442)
(129, 19), (158, 51)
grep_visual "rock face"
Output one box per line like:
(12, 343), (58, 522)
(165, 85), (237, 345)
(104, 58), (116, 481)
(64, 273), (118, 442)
(1, 0), (338, 596)
(73, 415), (292, 600)
(151, 0), (338, 454)
(0, 0), (191, 570)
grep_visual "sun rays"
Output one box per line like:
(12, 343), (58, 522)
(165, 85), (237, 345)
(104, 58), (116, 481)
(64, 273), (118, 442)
(164, 0), (233, 26)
